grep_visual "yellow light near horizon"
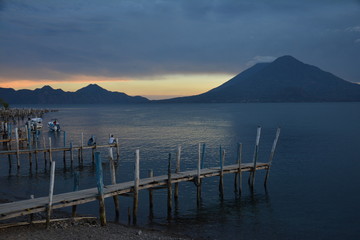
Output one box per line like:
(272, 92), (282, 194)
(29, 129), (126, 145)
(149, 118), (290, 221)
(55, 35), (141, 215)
(0, 73), (233, 100)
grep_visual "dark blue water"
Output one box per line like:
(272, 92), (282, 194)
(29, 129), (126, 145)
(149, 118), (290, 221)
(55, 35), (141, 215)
(1, 103), (360, 239)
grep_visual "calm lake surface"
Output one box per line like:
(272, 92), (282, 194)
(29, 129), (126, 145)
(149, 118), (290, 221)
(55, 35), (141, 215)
(1, 103), (360, 239)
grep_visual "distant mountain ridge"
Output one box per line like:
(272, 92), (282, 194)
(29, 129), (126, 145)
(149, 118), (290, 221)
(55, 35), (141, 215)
(1, 55), (359, 104)
(160, 55), (360, 103)
(0, 84), (149, 104)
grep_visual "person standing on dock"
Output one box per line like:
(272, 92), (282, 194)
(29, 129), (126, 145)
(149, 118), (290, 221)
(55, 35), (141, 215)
(87, 135), (96, 146)
(109, 135), (116, 144)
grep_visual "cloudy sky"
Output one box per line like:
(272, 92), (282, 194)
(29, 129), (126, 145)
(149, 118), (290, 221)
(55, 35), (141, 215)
(0, 0), (359, 99)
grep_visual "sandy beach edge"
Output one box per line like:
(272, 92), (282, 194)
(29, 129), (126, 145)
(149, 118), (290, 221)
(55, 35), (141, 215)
(0, 218), (195, 240)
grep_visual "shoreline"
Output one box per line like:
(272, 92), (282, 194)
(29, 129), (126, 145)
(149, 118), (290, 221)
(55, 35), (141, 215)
(0, 218), (193, 240)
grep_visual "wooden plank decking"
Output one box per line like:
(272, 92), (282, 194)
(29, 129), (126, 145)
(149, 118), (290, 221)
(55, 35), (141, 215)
(0, 162), (269, 221)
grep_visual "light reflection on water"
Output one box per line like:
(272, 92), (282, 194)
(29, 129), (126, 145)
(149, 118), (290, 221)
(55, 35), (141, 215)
(1, 103), (360, 239)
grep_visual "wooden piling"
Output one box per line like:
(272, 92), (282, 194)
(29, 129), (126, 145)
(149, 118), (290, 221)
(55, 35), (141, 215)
(219, 149), (225, 197)
(250, 126), (261, 188)
(167, 153), (172, 218)
(78, 141), (81, 165)
(29, 195), (34, 224)
(27, 127), (32, 168)
(72, 172), (80, 217)
(43, 136), (47, 167)
(264, 128), (281, 186)
(46, 160), (55, 228)
(70, 142), (74, 164)
(109, 147), (114, 161)
(49, 138), (53, 163)
(148, 169), (154, 217)
(196, 143), (202, 205)
(174, 145), (181, 201)
(110, 156), (119, 220)
(237, 143), (243, 193)
(116, 138), (120, 161)
(133, 149), (140, 225)
(81, 133), (84, 163)
(63, 131), (66, 166)
(201, 143), (206, 169)
(95, 152), (106, 226)
(15, 128), (20, 169)
(7, 140), (11, 169)
(92, 147), (95, 163)
(34, 138), (38, 169)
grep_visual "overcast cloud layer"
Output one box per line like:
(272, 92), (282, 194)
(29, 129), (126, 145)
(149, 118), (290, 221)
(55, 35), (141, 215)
(0, 0), (359, 83)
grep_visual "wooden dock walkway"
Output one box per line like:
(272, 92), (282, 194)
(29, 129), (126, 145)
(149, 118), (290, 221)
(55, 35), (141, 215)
(0, 162), (269, 221)
(0, 126), (280, 227)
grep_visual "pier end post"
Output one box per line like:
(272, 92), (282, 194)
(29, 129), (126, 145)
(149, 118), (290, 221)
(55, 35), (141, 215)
(95, 152), (106, 226)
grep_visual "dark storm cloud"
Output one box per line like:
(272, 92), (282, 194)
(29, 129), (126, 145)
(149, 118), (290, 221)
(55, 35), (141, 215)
(0, 0), (359, 82)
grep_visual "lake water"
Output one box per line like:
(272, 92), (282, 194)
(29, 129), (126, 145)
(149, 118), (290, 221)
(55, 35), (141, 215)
(1, 103), (360, 239)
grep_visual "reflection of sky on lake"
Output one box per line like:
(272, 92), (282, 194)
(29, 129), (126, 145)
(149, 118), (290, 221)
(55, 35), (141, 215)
(1, 103), (360, 239)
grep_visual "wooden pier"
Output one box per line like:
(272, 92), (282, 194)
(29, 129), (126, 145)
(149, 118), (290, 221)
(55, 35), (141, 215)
(0, 162), (270, 221)
(0, 127), (281, 227)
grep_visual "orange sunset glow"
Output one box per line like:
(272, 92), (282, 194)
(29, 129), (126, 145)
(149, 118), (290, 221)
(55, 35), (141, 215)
(0, 74), (233, 100)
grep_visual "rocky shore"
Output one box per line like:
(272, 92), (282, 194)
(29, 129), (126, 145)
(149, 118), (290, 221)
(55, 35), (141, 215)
(0, 218), (193, 240)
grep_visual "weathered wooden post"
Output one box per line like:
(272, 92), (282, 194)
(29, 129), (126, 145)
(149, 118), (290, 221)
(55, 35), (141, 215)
(8, 123), (12, 140)
(78, 140), (81, 165)
(43, 136), (47, 167)
(70, 142), (74, 164)
(116, 138), (120, 161)
(7, 137), (11, 169)
(29, 194), (34, 224)
(92, 146), (95, 163)
(250, 126), (261, 189)
(109, 146), (114, 161)
(167, 153), (172, 219)
(197, 143), (202, 205)
(34, 137), (38, 169)
(133, 149), (140, 225)
(49, 137), (53, 163)
(72, 171), (80, 217)
(95, 152), (106, 226)
(264, 128), (281, 186)
(219, 148), (225, 197)
(46, 159), (55, 228)
(109, 155), (120, 220)
(148, 169), (154, 219)
(236, 143), (243, 194)
(15, 128), (20, 169)
(27, 126), (32, 168)
(201, 143), (206, 169)
(174, 145), (181, 201)
(63, 131), (66, 166)
(81, 133), (84, 163)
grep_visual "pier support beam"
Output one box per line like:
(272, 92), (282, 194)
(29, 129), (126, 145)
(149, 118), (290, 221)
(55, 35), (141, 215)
(148, 169), (154, 219)
(174, 145), (181, 201)
(250, 126), (261, 189)
(15, 128), (20, 169)
(116, 138), (120, 161)
(109, 155), (120, 220)
(46, 159), (55, 228)
(264, 128), (281, 186)
(95, 152), (106, 226)
(196, 143), (202, 205)
(219, 148), (225, 198)
(133, 149), (140, 225)
(72, 172), (80, 217)
(167, 153), (172, 219)
(234, 143), (243, 194)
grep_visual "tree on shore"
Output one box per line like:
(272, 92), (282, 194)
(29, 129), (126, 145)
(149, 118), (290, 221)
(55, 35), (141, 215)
(0, 98), (9, 109)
